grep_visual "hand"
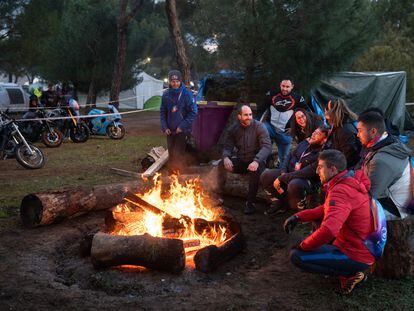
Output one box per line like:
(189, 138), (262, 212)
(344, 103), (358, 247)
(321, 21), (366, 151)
(273, 178), (284, 194)
(165, 129), (172, 135)
(283, 215), (299, 234)
(247, 161), (259, 172)
(223, 157), (233, 171)
(176, 127), (182, 134)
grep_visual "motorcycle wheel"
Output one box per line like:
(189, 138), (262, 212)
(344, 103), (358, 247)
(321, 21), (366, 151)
(15, 143), (45, 169)
(69, 123), (90, 143)
(107, 124), (125, 140)
(42, 127), (63, 148)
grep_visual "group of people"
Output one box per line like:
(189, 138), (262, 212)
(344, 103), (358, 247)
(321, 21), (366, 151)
(160, 72), (413, 294)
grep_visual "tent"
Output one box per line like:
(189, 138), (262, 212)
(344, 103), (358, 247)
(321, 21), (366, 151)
(135, 72), (164, 109)
(311, 71), (413, 130)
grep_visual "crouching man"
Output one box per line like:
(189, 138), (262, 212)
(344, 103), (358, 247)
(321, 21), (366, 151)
(218, 105), (272, 214)
(284, 150), (375, 294)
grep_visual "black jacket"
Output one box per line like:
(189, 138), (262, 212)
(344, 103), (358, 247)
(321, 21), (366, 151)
(222, 120), (272, 163)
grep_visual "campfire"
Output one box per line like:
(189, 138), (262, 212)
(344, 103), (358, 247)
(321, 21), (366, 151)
(90, 174), (244, 273)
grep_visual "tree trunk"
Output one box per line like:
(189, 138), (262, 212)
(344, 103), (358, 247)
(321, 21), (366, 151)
(20, 181), (143, 228)
(374, 217), (414, 278)
(87, 71), (97, 108)
(109, 0), (143, 109)
(91, 232), (186, 273)
(165, 0), (191, 86)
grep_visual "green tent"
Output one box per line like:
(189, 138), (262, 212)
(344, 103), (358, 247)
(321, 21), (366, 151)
(311, 71), (413, 130)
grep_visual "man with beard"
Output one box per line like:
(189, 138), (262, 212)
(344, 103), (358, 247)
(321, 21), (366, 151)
(218, 105), (272, 214)
(356, 110), (412, 219)
(262, 78), (308, 167)
(260, 125), (329, 214)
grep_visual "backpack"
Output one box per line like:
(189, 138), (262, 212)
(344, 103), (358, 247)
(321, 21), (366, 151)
(364, 198), (387, 260)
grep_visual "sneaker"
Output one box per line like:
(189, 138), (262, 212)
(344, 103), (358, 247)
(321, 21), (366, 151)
(340, 271), (368, 295)
(264, 200), (287, 215)
(244, 202), (256, 215)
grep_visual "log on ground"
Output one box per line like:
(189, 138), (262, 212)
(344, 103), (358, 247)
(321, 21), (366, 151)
(91, 232), (185, 273)
(374, 217), (414, 278)
(20, 181), (142, 228)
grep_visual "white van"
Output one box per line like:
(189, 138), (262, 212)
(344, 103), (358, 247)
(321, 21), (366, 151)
(0, 83), (29, 111)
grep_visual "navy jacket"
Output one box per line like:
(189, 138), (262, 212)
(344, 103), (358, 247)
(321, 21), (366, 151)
(160, 83), (197, 134)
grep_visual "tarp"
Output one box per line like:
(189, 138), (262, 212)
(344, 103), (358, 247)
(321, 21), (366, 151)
(311, 71), (413, 131)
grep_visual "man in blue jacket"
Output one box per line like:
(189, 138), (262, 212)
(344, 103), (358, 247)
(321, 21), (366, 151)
(160, 70), (197, 173)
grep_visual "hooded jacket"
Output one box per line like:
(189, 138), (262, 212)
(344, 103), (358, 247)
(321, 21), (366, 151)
(360, 133), (412, 218)
(222, 119), (272, 163)
(160, 83), (197, 134)
(296, 170), (375, 265)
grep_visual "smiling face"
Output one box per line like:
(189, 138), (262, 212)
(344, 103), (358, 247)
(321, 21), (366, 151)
(295, 110), (307, 128)
(308, 128), (327, 146)
(238, 106), (253, 127)
(280, 80), (293, 96)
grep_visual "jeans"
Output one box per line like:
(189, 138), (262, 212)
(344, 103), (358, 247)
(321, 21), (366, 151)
(290, 245), (370, 277)
(167, 132), (188, 173)
(260, 168), (312, 210)
(263, 122), (292, 167)
(218, 157), (266, 203)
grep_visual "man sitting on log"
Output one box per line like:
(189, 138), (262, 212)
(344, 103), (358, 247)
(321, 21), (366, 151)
(284, 150), (375, 294)
(260, 125), (329, 215)
(218, 105), (272, 215)
(356, 110), (412, 219)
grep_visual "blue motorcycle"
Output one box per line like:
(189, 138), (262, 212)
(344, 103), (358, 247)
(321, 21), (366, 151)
(87, 104), (125, 139)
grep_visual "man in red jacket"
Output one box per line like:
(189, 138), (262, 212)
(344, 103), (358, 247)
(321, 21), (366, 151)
(284, 149), (374, 294)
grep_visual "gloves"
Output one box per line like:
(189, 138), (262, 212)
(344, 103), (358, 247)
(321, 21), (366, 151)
(283, 215), (299, 234)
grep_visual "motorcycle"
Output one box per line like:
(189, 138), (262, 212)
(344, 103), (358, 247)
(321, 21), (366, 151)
(18, 109), (63, 148)
(47, 106), (90, 143)
(87, 104), (125, 139)
(0, 110), (45, 169)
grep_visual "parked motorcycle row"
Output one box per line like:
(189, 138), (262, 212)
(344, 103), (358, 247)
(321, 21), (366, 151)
(0, 104), (125, 170)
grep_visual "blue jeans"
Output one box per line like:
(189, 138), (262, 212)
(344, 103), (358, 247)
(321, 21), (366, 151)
(264, 122), (292, 167)
(290, 245), (370, 277)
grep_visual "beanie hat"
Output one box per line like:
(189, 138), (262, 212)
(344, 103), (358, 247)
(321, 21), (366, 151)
(168, 70), (182, 81)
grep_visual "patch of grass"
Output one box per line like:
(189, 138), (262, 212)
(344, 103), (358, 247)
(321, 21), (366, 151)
(0, 135), (165, 211)
(144, 95), (161, 110)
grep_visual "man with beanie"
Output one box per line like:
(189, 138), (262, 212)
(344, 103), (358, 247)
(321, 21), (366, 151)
(160, 70), (197, 173)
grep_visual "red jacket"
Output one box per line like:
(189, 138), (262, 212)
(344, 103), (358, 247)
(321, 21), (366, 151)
(296, 170), (375, 265)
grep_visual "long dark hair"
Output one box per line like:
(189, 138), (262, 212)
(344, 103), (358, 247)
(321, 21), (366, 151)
(290, 108), (322, 142)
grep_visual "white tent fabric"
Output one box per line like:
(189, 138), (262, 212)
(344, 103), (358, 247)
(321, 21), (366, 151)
(135, 72), (164, 109)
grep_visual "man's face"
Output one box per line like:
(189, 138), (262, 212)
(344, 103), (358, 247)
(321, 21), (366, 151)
(357, 121), (376, 147)
(316, 159), (337, 184)
(308, 128), (327, 146)
(238, 106), (253, 127)
(170, 79), (181, 89)
(280, 80), (293, 96)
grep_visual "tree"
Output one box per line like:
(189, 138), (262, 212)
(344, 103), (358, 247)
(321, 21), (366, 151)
(109, 0), (143, 108)
(165, 0), (191, 86)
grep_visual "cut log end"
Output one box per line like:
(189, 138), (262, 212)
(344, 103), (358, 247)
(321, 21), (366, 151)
(20, 194), (43, 228)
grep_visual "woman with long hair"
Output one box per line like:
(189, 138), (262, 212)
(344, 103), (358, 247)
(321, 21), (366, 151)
(290, 108), (323, 143)
(324, 98), (361, 168)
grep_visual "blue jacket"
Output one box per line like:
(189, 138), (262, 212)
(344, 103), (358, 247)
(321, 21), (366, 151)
(160, 83), (197, 134)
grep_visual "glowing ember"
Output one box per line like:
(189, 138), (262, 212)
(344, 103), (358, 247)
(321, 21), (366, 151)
(110, 174), (230, 259)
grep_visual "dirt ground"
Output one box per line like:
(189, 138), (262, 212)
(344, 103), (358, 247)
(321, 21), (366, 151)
(0, 111), (413, 310)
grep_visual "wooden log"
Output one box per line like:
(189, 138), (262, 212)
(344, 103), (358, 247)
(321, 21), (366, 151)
(194, 220), (245, 272)
(374, 217), (414, 278)
(20, 181), (142, 228)
(91, 232), (185, 273)
(142, 150), (169, 178)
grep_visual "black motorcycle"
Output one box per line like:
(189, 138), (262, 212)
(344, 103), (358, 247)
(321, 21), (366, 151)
(47, 106), (89, 143)
(19, 109), (63, 148)
(0, 110), (45, 169)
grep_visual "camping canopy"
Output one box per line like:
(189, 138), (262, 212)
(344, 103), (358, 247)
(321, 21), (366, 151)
(311, 71), (412, 130)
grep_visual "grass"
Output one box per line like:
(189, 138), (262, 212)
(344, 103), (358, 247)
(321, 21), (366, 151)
(0, 134), (165, 214)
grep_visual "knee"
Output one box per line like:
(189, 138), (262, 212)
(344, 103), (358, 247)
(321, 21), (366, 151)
(260, 169), (274, 188)
(289, 248), (304, 267)
(287, 179), (306, 194)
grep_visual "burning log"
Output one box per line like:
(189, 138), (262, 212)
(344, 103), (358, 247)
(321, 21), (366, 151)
(91, 232), (185, 273)
(20, 181), (142, 228)
(194, 220), (245, 272)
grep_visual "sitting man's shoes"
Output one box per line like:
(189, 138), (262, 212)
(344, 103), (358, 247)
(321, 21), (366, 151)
(264, 200), (287, 215)
(244, 202), (256, 215)
(340, 271), (368, 295)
